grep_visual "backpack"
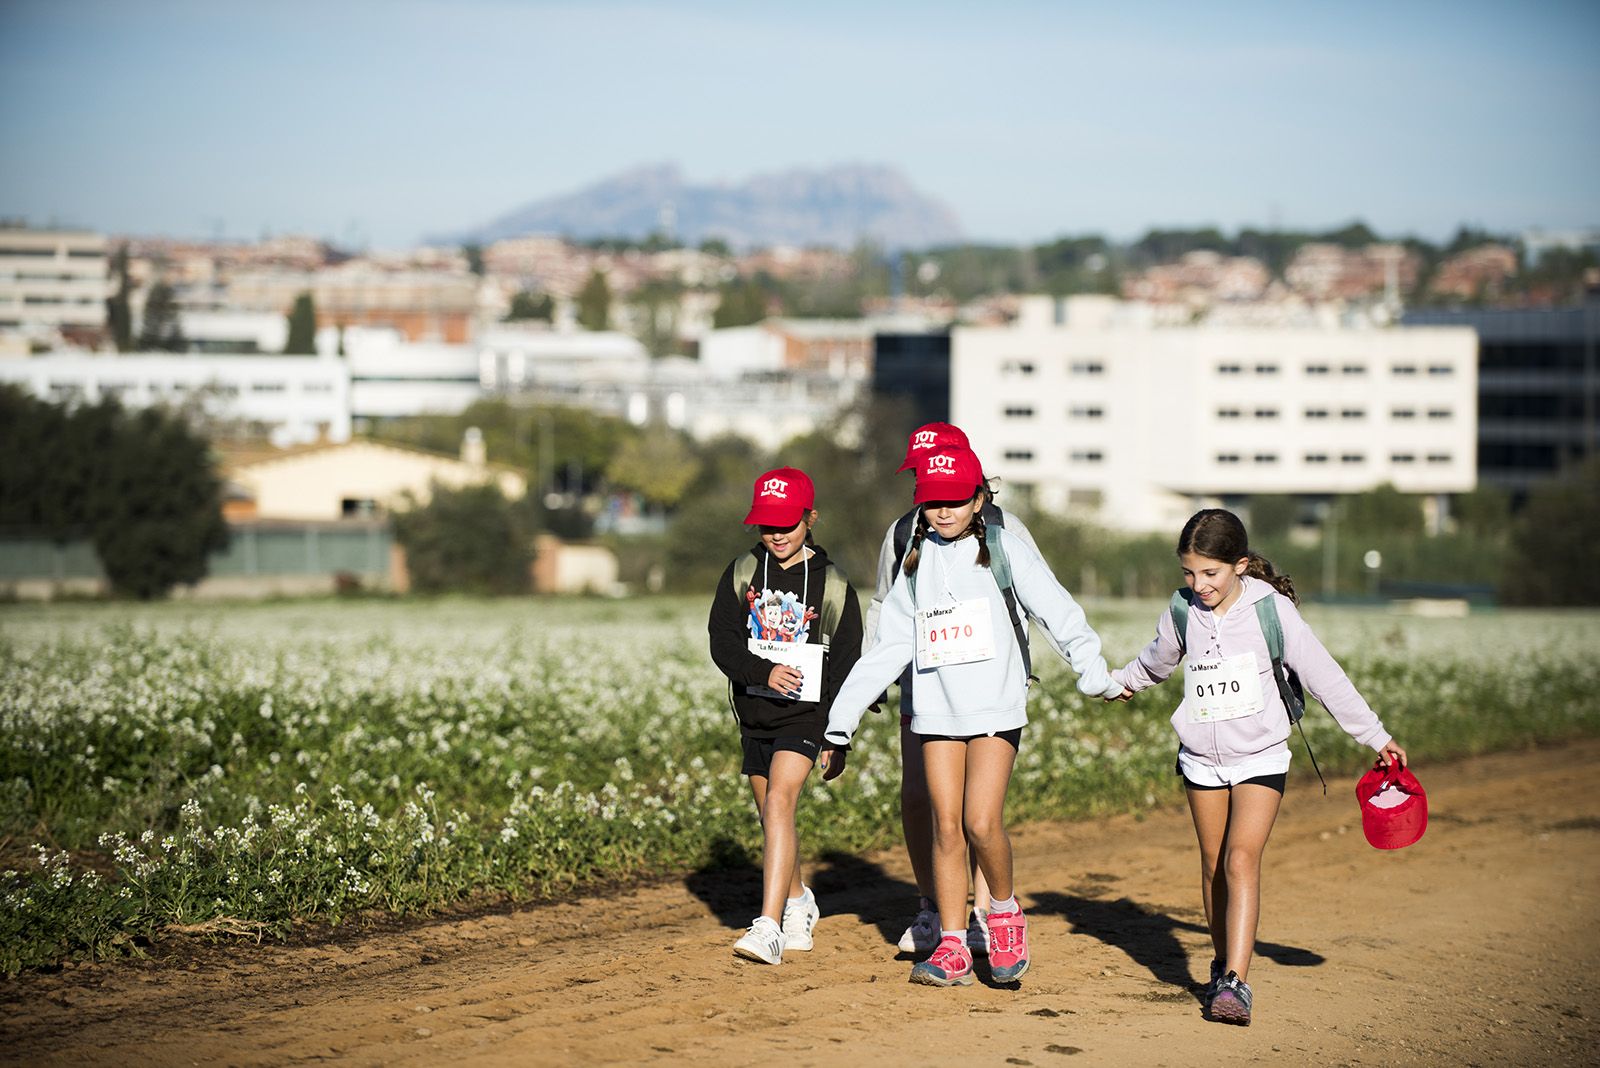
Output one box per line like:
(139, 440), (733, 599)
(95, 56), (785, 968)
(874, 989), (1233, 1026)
(899, 505), (1033, 680)
(731, 551), (851, 650)
(1168, 587), (1326, 791)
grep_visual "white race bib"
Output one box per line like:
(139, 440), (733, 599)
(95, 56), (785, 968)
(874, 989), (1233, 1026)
(747, 639), (824, 702)
(916, 598), (996, 670)
(1184, 652), (1265, 723)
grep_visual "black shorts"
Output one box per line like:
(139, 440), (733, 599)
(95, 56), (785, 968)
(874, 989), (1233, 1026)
(1183, 772), (1287, 795)
(916, 727), (1023, 749)
(741, 735), (821, 777)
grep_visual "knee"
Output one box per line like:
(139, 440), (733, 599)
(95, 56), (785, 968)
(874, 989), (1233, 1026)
(762, 790), (799, 823)
(931, 814), (965, 849)
(1223, 846), (1260, 883)
(963, 813), (1004, 850)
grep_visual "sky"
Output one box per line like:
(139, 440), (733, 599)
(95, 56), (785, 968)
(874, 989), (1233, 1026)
(2, 0), (1597, 250)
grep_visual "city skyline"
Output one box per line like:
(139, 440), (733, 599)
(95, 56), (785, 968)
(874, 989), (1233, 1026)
(2, 0), (1597, 250)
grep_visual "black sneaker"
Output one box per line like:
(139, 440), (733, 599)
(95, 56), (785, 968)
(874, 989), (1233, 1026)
(1200, 958), (1224, 1004)
(1209, 971), (1253, 1025)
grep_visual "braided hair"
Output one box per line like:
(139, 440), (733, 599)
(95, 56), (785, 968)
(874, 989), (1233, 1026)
(903, 479), (995, 576)
(1177, 508), (1298, 604)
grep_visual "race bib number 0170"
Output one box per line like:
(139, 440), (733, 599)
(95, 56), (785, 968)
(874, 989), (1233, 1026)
(1184, 651), (1264, 723)
(916, 599), (996, 670)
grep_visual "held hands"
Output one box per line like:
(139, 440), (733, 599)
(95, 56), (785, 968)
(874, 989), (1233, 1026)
(1103, 687), (1134, 703)
(766, 664), (804, 698)
(1378, 740), (1408, 769)
(818, 746), (848, 781)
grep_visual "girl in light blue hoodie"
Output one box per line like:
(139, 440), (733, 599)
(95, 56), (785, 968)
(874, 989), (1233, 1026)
(1111, 508), (1408, 1027)
(826, 445), (1124, 989)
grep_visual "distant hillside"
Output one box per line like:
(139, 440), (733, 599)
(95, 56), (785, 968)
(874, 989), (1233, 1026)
(442, 163), (964, 250)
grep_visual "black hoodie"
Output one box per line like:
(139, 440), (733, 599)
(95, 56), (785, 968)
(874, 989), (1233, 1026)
(707, 543), (863, 741)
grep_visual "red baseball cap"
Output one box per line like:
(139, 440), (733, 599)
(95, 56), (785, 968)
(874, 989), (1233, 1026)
(913, 447), (985, 505)
(898, 422), (970, 472)
(744, 467), (815, 527)
(1356, 760), (1428, 850)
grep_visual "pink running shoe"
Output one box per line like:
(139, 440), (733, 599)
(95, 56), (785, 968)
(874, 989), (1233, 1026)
(909, 935), (975, 987)
(985, 908), (1030, 982)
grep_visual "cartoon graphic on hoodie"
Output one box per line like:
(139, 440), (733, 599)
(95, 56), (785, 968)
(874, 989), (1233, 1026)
(747, 587), (818, 644)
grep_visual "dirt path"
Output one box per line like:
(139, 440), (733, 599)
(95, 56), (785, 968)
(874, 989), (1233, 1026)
(4, 741), (1598, 1067)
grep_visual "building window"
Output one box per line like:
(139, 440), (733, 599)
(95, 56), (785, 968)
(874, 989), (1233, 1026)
(1254, 453), (1278, 464)
(1217, 363), (1243, 375)
(1341, 453), (1365, 464)
(1254, 363), (1279, 375)
(1392, 364), (1418, 376)
(1003, 449), (1035, 461)
(1391, 453), (1416, 464)
(1427, 365), (1454, 376)
(1003, 405), (1035, 418)
(1427, 453), (1452, 464)
(1217, 408), (1242, 420)
(1253, 408), (1279, 419)
(1392, 408), (1416, 419)
(1070, 360), (1104, 375)
(1305, 408), (1330, 420)
(303, 382), (333, 394)
(1070, 450), (1104, 463)
(1304, 453), (1329, 464)
(1341, 408), (1365, 419)
(1427, 408), (1452, 420)
(1305, 364), (1330, 375)
(1069, 405), (1103, 419)
(1342, 364), (1366, 375)
(250, 382), (287, 393)
(1216, 453), (1241, 464)
(1001, 359), (1036, 375)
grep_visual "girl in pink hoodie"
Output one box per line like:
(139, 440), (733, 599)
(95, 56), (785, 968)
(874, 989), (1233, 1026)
(1111, 509), (1407, 1027)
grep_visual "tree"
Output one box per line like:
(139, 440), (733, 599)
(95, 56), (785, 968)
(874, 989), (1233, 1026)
(284, 292), (318, 354)
(1503, 460), (1600, 605)
(606, 427), (701, 508)
(713, 277), (769, 328)
(0, 388), (228, 597)
(505, 290), (555, 322)
(392, 481), (533, 595)
(576, 269), (612, 331)
(698, 237), (732, 257)
(462, 243), (485, 276)
(630, 281), (680, 356)
(105, 243), (133, 352)
(1334, 483), (1423, 538)
(137, 281), (185, 352)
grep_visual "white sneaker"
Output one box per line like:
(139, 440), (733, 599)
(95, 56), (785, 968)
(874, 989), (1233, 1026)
(734, 916), (786, 965)
(897, 906), (939, 954)
(781, 889), (819, 952)
(966, 906), (992, 957)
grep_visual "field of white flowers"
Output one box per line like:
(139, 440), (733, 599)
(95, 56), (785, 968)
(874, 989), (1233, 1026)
(2, 596), (1597, 974)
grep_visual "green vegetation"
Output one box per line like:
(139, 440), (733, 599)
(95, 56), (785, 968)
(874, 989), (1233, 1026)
(0, 599), (1595, 974)
(391, 482), (534, 595)
(283, 292), (318, 355)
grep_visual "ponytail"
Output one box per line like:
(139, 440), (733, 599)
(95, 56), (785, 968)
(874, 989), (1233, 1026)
(1244, 550), (1298, 605)
(972, 508), (992, 569)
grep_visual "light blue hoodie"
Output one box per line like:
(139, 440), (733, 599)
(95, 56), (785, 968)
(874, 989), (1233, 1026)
(825, 527), (1123, 744)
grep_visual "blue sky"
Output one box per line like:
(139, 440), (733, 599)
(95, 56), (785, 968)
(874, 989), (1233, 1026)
(2, 0), (1596, 248)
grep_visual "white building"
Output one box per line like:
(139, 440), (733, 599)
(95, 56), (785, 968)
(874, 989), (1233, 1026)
(179, 310), (288, 354)
(0, 351), (351, 446)
(952, 296), (1478, 532)
(342, 326), (483, 421)
(0, 228), (110, 337)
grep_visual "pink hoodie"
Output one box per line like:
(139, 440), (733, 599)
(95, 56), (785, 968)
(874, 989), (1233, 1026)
(1112, 576), (1392, 774)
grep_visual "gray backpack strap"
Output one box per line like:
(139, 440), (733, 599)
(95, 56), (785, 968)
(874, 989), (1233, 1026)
(1254, 597), (1305, 725)
(1169, 589), (1191, 656)
(732, 553), (757, 602)
(819, 566), (849, 650)
(985, 524), (1032, 680)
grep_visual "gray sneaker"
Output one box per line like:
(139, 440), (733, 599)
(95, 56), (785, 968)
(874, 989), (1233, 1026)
(733, 916), (786, 965)
(1200, 958), (1224, 1003)
(1209, 971), (1253, 1025)
(966, 906), (991, 957)
(781, 889), (819, 951)
(897, 906), (939, 954)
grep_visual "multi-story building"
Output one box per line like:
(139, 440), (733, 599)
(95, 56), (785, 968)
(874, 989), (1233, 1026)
(953, 296), (1477, 532)
(1403, 303), (1599, 500)
(872, 330), (951, 427)
(0, 227), (110, 338)
(0, 351), (351, 446)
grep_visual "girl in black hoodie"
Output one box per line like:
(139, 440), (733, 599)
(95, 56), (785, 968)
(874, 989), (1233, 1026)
(708, 466), (862, 965)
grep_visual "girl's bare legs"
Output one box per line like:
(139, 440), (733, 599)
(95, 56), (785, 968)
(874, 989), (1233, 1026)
(961, 735), (1018, 903)
(1185, 782), (1282, 981)
(748, 751), (814, 921)
(922, 736), (1019, 935)
(899, 719), (936, 900)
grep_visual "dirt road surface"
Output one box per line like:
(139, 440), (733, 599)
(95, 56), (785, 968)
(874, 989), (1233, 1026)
(4, 740), (1597, 1067)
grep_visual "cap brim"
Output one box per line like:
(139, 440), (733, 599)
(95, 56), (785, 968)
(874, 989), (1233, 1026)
(745, 505), (805, 527)
(913, 478), (980, 505)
